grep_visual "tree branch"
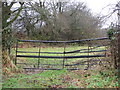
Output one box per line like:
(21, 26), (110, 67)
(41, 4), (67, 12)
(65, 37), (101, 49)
(6, 3), (24, 27)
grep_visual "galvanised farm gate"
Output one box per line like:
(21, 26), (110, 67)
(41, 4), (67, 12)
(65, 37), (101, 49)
(15, 37), (110, 70)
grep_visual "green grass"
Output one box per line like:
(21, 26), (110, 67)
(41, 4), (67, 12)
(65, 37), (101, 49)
(3, 45), (118, 88)
(15, 45), (106, 69)
(3, 69), (67, 88)
(3, 69), (118, 88)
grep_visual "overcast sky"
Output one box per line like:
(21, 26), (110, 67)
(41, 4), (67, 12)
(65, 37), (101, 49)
(79, 0), (119, 28)
(80, 0), (118, 14)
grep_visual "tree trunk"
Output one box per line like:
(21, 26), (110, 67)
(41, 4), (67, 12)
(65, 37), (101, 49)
(118, 30), (120, 68)
(117, 2), (120, 81)
(2, 2), (24, 75)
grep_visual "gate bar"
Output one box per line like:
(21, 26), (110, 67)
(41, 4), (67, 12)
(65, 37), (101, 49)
(18, 37), (109, 43)
(15, 40), (18, 65)
(16, 54), (106, 58)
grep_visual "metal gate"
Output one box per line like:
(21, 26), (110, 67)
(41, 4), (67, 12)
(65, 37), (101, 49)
(15, 37), (110, 70)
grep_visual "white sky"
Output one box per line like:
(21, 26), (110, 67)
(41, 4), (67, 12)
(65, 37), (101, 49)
(80, 0), (118, 15)
(79, 0), (119, 28)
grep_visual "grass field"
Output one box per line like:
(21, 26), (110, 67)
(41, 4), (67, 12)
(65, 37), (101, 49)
(3, 69), (118, 88)
(3, 45), (119, 88)
(16, 45), (106, 70)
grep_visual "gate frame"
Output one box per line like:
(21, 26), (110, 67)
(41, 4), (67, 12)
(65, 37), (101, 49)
(15, 37), (109, 70)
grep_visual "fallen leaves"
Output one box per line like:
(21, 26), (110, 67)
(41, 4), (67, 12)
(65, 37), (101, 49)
(48, 84), (62, 88)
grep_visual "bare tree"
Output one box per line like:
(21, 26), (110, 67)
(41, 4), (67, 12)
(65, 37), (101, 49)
(13, 1), (102, 41)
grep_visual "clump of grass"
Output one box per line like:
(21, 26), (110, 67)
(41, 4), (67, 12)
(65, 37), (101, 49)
(3, 69), (67, 88)
(2, 51), (19, 76)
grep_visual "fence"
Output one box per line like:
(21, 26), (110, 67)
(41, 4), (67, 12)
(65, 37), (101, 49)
(15, 37), (110, 70)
